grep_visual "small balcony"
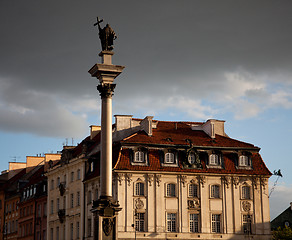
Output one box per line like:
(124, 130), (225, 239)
(58, 182), (66, 196)
(58, 209), (66, 223)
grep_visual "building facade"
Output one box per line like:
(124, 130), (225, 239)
(83, 115), (271, 240)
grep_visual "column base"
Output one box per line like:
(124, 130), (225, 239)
(91, 196), (122, 240)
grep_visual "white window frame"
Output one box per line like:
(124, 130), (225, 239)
(135, 182), (145, 196)
(210, 185), (220, 198)
(190, 213), (199, 233)
(188, 153), (196, 164)
(167, 213), (177, 232)
(211, 214), (221, 233)
(166, 183), (176, 197)
(239, 155), (249, 167)
(134, 151), (145, 163)
(209, 154), (220, 165)
(188, 184), (198, 198)
(165, 152), (175, 164)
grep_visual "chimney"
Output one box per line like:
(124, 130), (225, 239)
(202, 119), (226, 139)
(141, 116), (153, 136)
(90, 125), (101, 140)
(114, 115), (133, 131)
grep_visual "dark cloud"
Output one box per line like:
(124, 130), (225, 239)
(0, 0), (292, 136)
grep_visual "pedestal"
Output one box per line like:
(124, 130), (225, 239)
(91, 197), (122, 240)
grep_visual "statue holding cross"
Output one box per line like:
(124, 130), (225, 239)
(94, 17), (117, 51)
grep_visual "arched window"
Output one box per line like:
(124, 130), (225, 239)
(165, 153), (175, 164)
(135, 182), (145, 196)
(210, 185), (220, 198)
(188, 153), (196, 164)
(166, 183), (176, 197)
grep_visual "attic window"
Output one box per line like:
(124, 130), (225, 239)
(165, 153), (175, 164)
(134, 151), (145, 163)
(209, 154), (220, 165)
(239, 155), (250, 167)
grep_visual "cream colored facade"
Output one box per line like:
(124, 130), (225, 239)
(46, 149), (86, 240)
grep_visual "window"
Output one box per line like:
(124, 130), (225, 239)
(167, 213), (176, 232)
(88, 219), (92, 237)
(134, 151), (145, 162)
(209, 154), (220, 165)
(57, 198), (60, 211)
(239, 155), (249, 166)
(90, 162), (94, 172)
(70, 194), (74, 208)
(211, 185), (220, 198)
(190, 213), (199, 232)
(135, 183), (145, 196)
(167, 183), (176, 197)
(243, 215), (252, 234)
(71, 172), (74, 182)
(43, 230), (46, 240)
(188, 153), (196, 164)
(63, 196), (66, 209)
(135, 213), (145, 232)
(76, 222), (80, 239)
(56, 226), (59, 240)
(37, 204), (41, 217)
(211, 214), (221, 233)
(63, 175), (66, 187)
(165, 152), (175, 164)
(188, 184), (198, 198)
(242, 186), (251, 199)
(70, 223), (73, 240)
(57, 177), (60, 187)
(50, 180), (54, 190)
(77, 169), (81, 180)
(50, 200), (54, 214)
(77, 191), (80, 206)
(87, 191), (92, 204)
(50, 228), (53, 240)
(43, 203), (47, 216)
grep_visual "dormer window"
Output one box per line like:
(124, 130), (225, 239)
(209, 154), (219, 165)
(131, 148), (148, 166)
(165, 153), (175, 164)
(188, 153), (196, 164)
(134, 151), (145, 163)
(239, 155), (249, 167)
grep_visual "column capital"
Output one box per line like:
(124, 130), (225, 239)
(97, 83), (116, 98)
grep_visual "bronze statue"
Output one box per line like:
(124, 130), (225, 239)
(94, 17), (117, 51)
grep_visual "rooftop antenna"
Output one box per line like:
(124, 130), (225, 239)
(65, 138), (68, 146)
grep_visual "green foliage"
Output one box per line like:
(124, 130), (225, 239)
(272, 226), (292, 240)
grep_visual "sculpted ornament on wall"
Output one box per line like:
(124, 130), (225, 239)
(188, 199), (200, 209)
(232, 176), (240, 189)
(242, 201), (251, 212)
(155, 174), (161, 187)
(135, 198), (144, 209)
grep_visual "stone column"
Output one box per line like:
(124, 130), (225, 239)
(89, 51), (124, 240)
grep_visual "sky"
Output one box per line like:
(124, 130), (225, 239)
(0, 0), (292, 219)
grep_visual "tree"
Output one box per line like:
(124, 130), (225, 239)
(273, 226), (292, 240)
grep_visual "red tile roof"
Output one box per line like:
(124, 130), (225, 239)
(121, 121), (257, 149)
(114, 148), (271, 176)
